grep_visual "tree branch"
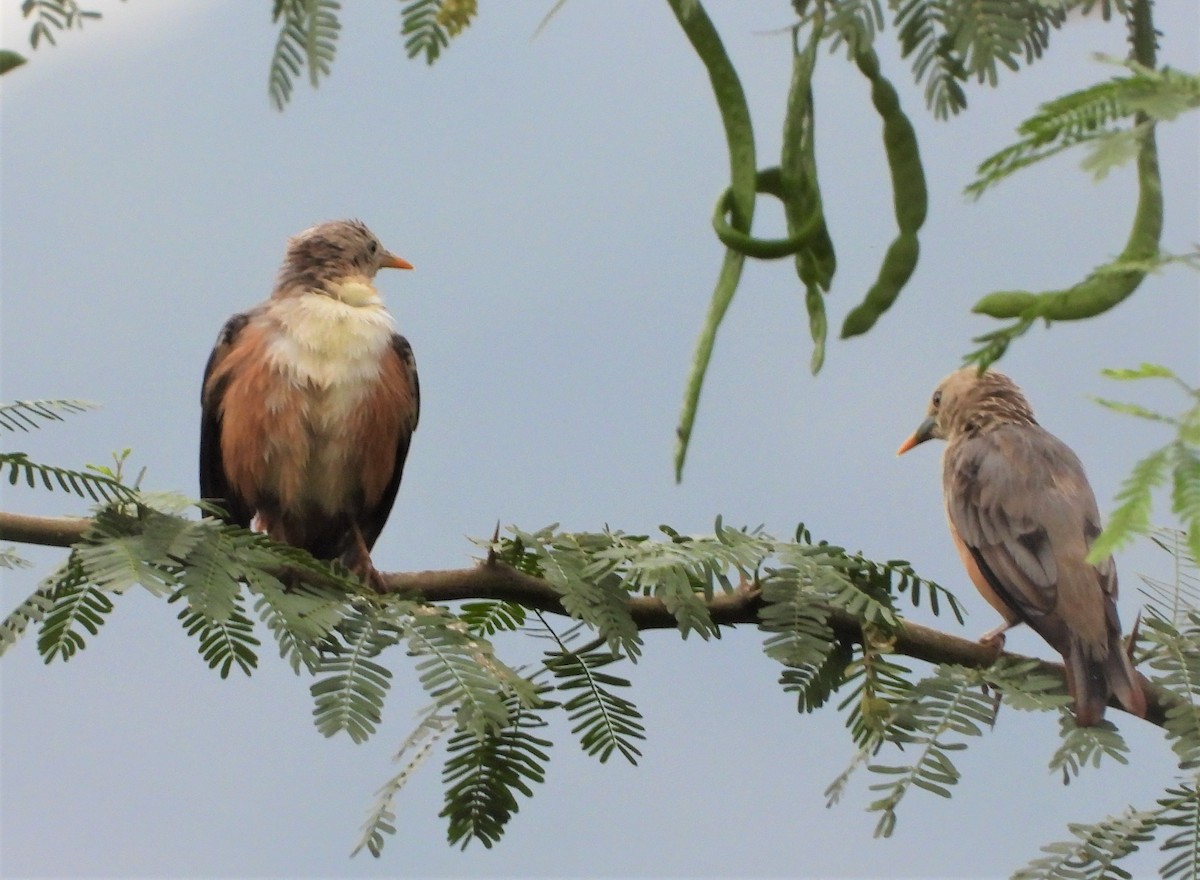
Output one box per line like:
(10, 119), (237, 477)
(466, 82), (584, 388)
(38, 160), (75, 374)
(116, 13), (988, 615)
(0, 510), (91, 546)
(0, 509), (1180, 726)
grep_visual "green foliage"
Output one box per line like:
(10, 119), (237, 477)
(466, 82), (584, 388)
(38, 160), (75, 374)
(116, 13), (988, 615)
(439, 688), (552, 850)
(1, 451), (135, 504)
(495, 526), (645, 659)
(34, 558), (110, 662)
(968, 62), (1200, 197)
(0, 49), (26, 74)
(401, 0), (477, 64)
(1014, 805), (1158, 880)
(0, 584), (53, 657)
(1088, 366), (1200, 564)
(866, 666), (996, 838)
(0, 547), (32, 569)
(546, 647), (645, 764)
(895, 0), (1068, 120)
(177, 601), (260, 679)
(1139, 527), (1200, 629)
(20, 0), (101, 49)
(403, 604), (534, 740)
(1049, 715), (1131, 784)
(353, 710), (456, 857)
(311, 608), (398, 742)
(458, 600), (527, 637)
(0, 399), (95, 432)
(268, 0), (341, 110)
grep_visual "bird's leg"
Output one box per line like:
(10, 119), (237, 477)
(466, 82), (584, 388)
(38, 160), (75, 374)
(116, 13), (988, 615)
(978, 619), (1017, 654)
(341, 526), (387, 593)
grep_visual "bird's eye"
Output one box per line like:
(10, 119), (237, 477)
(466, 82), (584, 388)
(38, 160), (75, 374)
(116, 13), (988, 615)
(368, 240), (378, 254)
(932, 390), (942, 407)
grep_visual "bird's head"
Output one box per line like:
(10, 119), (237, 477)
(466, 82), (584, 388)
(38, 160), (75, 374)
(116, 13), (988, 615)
(897, 367), (1036, 454)
(277, 219), (412, 304)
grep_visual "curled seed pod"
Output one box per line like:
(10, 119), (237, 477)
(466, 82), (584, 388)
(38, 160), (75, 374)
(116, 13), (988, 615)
(668, 0), (758, 482)
(711, 167), (819, 259)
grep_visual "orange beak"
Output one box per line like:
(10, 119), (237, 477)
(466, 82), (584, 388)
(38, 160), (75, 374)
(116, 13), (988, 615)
(381, 251), (414, 270)
(896, 416), (937, 456)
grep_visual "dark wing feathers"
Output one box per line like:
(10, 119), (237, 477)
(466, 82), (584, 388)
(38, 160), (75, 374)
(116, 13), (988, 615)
(199, 311), (255, 528)
(359, 333), (419, 551)
(946, 425), (1086, 626)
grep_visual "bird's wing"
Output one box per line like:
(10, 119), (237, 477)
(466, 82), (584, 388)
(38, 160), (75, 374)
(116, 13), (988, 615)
(199, 311), (256, 527)
(358, 333), (420, 551)
(944, 424), (1103, 633)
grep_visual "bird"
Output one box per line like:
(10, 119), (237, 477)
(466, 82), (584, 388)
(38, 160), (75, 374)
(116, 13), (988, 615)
(200, 219), (419, 590)
(897, 367), (1146, 726)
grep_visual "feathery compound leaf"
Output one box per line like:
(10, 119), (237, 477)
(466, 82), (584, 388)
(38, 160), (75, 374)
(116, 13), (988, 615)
(1049, 715), (1131, 785)
(401, 0), (453, 65)
(36, 556), (114, 663)
(440, 690), (552, 850)
(404, 606), (534, 739)
(507, 526), (643, 660)
(0, 584), (54, 657)
(969, 64), (1200, 196)
(895, 0), (1068, 120)
(311, 607), (400, 743)
(546, 648), (645, 764)
(0, 399), (96, 432)
(1139, 528), (1200, 627)
(173, 523), (250, 621)
(771, 540), (901, 629)
(21, 0), (102, 49)
(1173, 444), (1200, 564)
(1142, 614), (1200, 770)
(176, 601), (260, 679)
(0, 452), (135, 503)
(458, 601), (527, 637)
(865, 665), (994, 838)
(1013, 805), (1158, 880)
(1158, 783), (1200, 880)
(72, 507), (195, 598)
(1089, 445), (1171, 562)
(268, 0), (341, 109)
(978, 656), (1073, 714)
(353, 709), (457, 858)
(0, 547), (32, 570)
(250, 568), (347, 674)
(823, 0), (885, 58)
(758, 556), (846, 713)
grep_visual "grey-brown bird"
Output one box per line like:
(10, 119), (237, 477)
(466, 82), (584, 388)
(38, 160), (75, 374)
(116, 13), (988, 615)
(898, 367), (1145, 726)
(200, 219), (419, 589)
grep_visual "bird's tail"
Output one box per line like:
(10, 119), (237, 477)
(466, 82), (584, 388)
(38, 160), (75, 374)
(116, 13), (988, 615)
(1067, 634), (1147, 727)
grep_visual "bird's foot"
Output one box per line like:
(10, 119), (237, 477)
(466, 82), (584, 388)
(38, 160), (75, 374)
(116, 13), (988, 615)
(978, 626), (1007, 659)
(352, 562), (387, 594)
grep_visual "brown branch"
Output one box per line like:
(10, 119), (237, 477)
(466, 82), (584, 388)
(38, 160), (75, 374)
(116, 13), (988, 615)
(0, 510), (90, 546)
(0, 509), (1181, 726)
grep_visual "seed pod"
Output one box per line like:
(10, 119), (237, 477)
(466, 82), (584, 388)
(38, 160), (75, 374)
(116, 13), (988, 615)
(840, 47), (927, 338)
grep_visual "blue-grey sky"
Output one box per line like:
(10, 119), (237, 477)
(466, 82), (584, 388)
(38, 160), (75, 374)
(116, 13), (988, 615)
(1, 2), (1197, 877)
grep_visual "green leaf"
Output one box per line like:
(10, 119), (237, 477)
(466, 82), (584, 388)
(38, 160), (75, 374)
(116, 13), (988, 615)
(268, 0), (341, 109)
(311, 607), (398, 743)
(1089, 445), (1171, 562)
(0, 50), (27, 74)
(440, 690), (552, 850)
(353, 709), (457, 858)
(36, 557), (115, 663)
(546, 648), (645, 764)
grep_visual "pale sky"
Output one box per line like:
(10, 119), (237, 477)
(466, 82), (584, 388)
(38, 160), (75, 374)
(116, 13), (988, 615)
(1, 2), (1198, 877)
